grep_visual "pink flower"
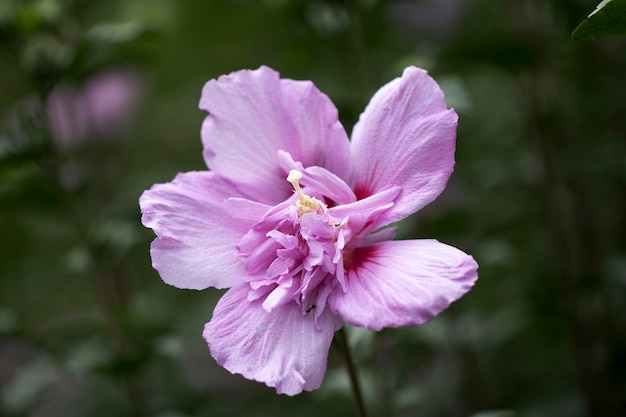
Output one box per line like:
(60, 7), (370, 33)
(47, 69), (142, 148)
(140, 66), (478, 395)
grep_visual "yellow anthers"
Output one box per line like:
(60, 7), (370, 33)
(287, 169), (321, 214)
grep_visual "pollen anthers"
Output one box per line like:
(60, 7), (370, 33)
(287, 170), (322, 215)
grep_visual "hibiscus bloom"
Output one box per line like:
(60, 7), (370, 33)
(140, 66), (478, 395)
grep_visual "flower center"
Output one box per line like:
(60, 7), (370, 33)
(287, 170), (321, 215)
(237, 170), (347, 318)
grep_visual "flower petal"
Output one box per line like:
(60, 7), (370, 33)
(140, 171), (253, 290)
(329, 186), (401, 236)
(329, 240), (477, 331)
(350, 67), (458, 224)
(200, 66), (351, 204)
(277, 150), (356, 205)
(204, 284), (342, 395)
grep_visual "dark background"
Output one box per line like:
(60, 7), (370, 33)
(1, 0), (625, 416)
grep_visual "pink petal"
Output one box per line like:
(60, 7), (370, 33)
(199, 66), (351, 205)
(328, 186), (401, 236)
(204, 284), (342, 395)
(140, 172), (253, 290)
(277, 150), (356, 205)
(350, 67), (458, 224)
(329, 240), (477, 331)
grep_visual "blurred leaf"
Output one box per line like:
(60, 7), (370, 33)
(64, 245), (93, 273)
(304, 1), (350, 37)
(154, 334), (184, 358)
(344, 324), (376, 358)
(30, 0), (63, 25)
(119, 0), (176, 30)
(20, 33), (73, 75)
(2, 357), (59, 414)
(64, 337), (114, 376)
(91, 219), (142, 263)
(86, 21), (152, 45)
(438, 75), (473, 114)
(572, 0), (626, 40)
(0, 306), (18, 333)
(0, 0), (18, 29)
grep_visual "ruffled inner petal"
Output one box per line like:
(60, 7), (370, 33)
(277, 150), (356, 206)
(235, 167), (405, 317)
(329, 186), (401, 237)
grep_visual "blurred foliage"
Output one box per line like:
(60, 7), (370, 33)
(1, 0), (626, 416)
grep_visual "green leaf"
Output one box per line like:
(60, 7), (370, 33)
(572, 0), (626, 40)
(86, 21), (152, 44)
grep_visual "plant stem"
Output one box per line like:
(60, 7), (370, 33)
(336, 327), (369, 417)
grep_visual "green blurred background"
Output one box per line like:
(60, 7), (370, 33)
(1, 0), (625, 416)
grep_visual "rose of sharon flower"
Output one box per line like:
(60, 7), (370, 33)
(47, 69), (142, 148)
(140, 66), (478, 395)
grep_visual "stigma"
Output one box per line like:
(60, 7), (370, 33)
(287, 170), (322, 215)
